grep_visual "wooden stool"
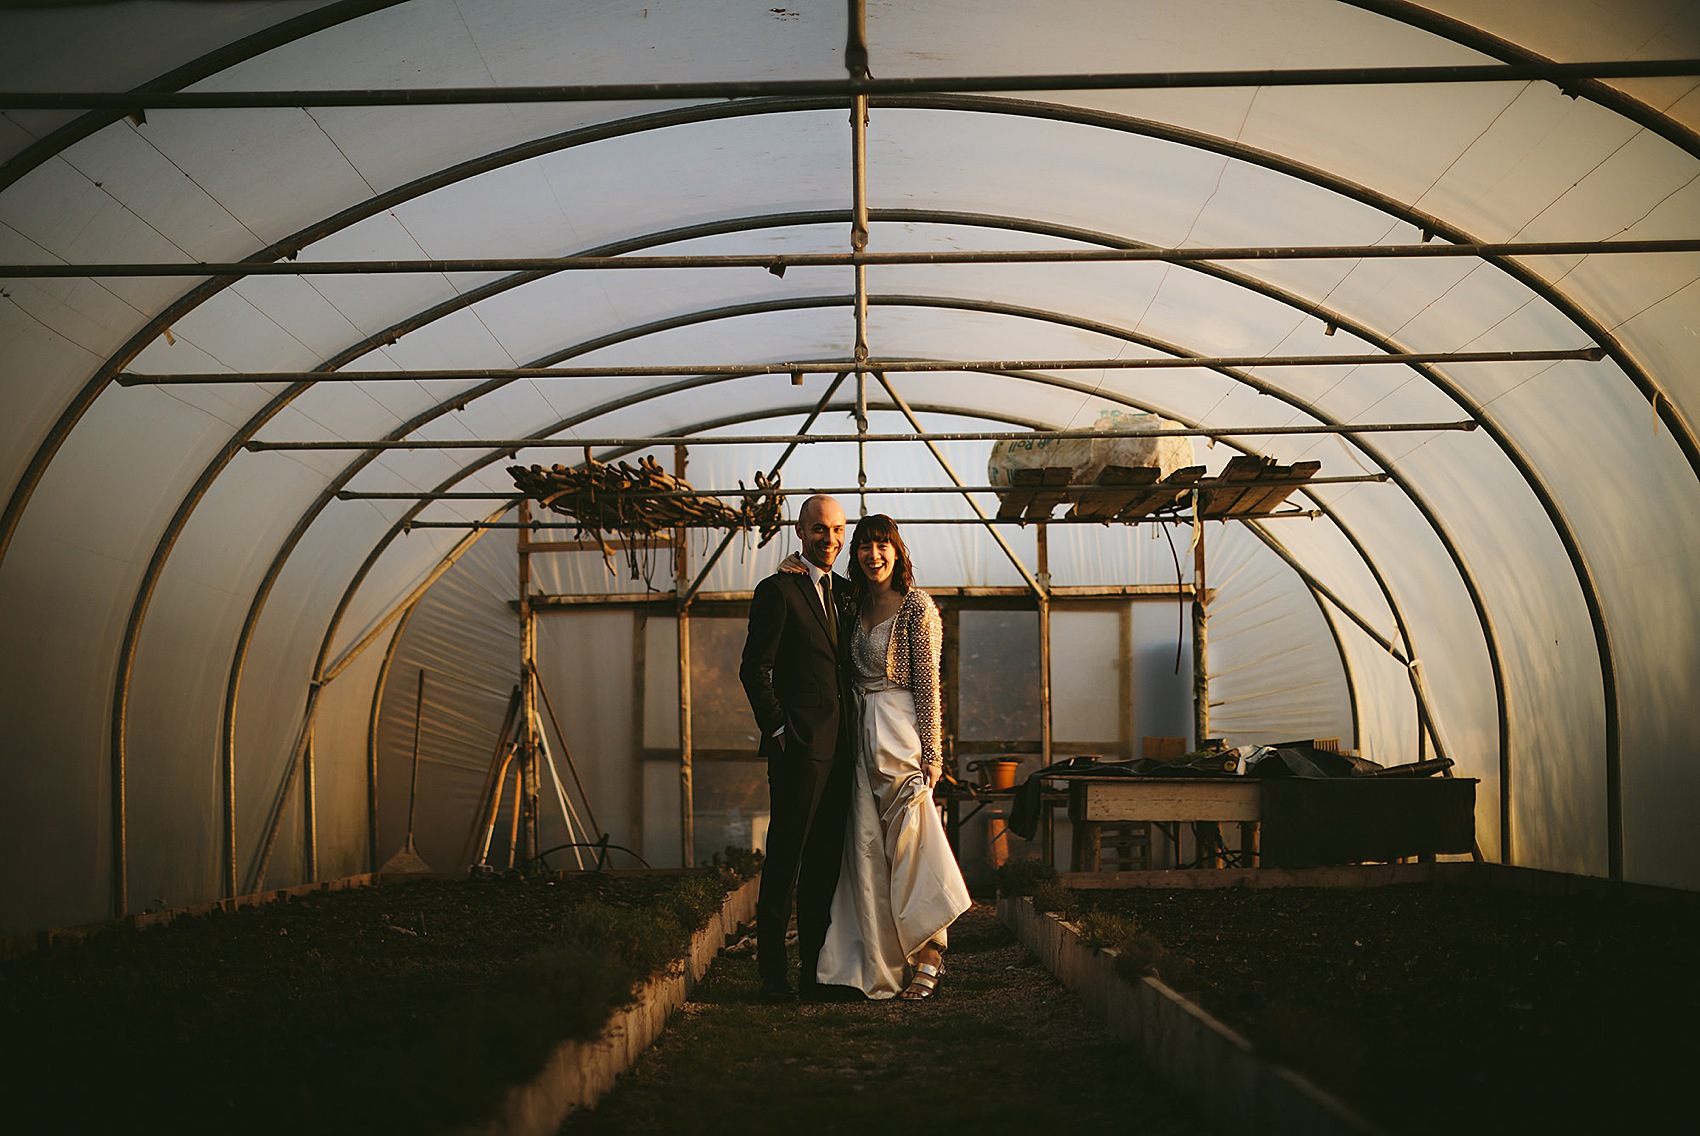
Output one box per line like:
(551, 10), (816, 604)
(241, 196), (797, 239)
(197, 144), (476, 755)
(1094, 821), (1153, 870)
(1071, 818), (1155, 871)
(1069, 736), (1186, 872)
(1067, 739), (1193, 871)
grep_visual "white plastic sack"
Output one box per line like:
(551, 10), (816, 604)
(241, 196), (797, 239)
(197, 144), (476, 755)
(987, 409), (1195, 487)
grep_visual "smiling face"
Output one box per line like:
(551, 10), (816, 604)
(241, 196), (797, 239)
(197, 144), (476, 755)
(795, 495), (846, 570)
(847, 514), (913, 595)
(857, 538), (896, 587)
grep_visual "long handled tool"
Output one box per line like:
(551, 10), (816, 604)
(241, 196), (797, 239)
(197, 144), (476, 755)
(379, 668), (434, 873)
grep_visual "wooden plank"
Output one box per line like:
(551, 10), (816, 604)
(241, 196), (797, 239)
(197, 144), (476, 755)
(628, 609), (647, 861)
(996, 466), (1047, 519)
(1022, 466), (1074, 520)
(1197, 455), (1275, 518)
(1117, 464), (1205, 519)
(1234, 460), (1322, 517)
(1067, 464), (1159, 520)
(1070, 778), (1262, 823)
(1057, 862), (1454, 889)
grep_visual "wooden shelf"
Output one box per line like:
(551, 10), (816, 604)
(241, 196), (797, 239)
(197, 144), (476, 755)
(994, 456), (1325, 523)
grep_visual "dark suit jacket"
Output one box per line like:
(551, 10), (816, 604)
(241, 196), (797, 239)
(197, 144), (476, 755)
(740, 569), (851, 763)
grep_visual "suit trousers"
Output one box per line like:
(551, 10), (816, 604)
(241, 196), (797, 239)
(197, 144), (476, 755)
(757, 746), (853, 987)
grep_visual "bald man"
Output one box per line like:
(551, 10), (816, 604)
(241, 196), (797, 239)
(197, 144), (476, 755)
(740, 494), (855, 1003)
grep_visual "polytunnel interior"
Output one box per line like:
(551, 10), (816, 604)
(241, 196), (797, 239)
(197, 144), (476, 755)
(1, 0), (1698, 938)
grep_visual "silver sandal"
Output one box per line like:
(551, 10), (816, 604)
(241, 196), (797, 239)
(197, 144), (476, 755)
(901, 961), (943, 1000)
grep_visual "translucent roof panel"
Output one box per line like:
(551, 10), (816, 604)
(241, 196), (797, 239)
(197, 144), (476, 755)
(2, 0), (1697, 936)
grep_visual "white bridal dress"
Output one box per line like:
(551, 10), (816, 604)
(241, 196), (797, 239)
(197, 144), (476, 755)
(815, 613), (972, 998)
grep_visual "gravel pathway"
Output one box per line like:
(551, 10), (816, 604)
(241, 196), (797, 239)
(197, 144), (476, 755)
(562, 902), (1208, 1135)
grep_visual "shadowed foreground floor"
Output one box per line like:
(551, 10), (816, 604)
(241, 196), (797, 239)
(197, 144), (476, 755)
(562, 902), (1207, 1135)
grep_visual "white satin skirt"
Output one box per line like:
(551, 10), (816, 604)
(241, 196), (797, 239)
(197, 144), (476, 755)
(815, 684), (972, 998)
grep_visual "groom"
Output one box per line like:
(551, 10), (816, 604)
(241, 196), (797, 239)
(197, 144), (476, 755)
(740, 494), (854, 1003)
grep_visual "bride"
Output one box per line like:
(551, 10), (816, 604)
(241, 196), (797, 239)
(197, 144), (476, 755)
(813, 514), (972, 1000)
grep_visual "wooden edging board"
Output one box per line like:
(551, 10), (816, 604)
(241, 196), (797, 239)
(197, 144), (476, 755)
(998, 894), (1388, 1136)
(1055, 859), (1700, 909)
(456, 873), (760, 1136)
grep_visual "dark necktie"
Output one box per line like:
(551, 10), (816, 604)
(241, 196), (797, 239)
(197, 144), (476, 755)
(819, 575), (838, 648)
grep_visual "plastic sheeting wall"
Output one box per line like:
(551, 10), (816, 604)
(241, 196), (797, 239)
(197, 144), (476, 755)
(371, 532), (520, 880)
(3, 0), (1697, 939)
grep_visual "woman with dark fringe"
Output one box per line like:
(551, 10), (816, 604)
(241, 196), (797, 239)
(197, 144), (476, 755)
(812, 514), (971, 1000)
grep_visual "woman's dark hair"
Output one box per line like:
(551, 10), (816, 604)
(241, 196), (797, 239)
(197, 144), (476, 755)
(847, 513), (914, 595)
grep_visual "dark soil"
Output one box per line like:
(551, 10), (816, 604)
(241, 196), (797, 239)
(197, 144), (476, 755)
(0, 872), (732, 1135)
(1073, 883), (1700, 1134)
(8, 872), (1697, 1136)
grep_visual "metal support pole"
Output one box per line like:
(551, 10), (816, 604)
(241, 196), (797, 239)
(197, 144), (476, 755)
(856, 370), (868, 515)
(25, 244), (1700, 282)
(303, 728), (317, 883)
(849, 0), (872, 518)
(245, 684), (321, 894)
(128, 348), (1600, 385)
(675, 444), (695, 868)
(338, 473), (1389, 501)
(678, 370), (850, 604)
(245, 420), (1482, 451)
(1037, 524), (1052, 767)
(412, 510), (1323, 532)
(6, 58), (1693, 110)
(406, 669), (425, 851)
(1191, 516), (1219, 868)
(111, 678), (128, 916)
(1193, 519), (1209, 749)
(629, 612), (648, 859)
(871, 371), (1048, 598)
(1417, 674), (1431, 763)
(528, 581), (1192, 607)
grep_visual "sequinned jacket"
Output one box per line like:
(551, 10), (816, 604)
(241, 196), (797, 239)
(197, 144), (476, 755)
(862, 586), (945, 767)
